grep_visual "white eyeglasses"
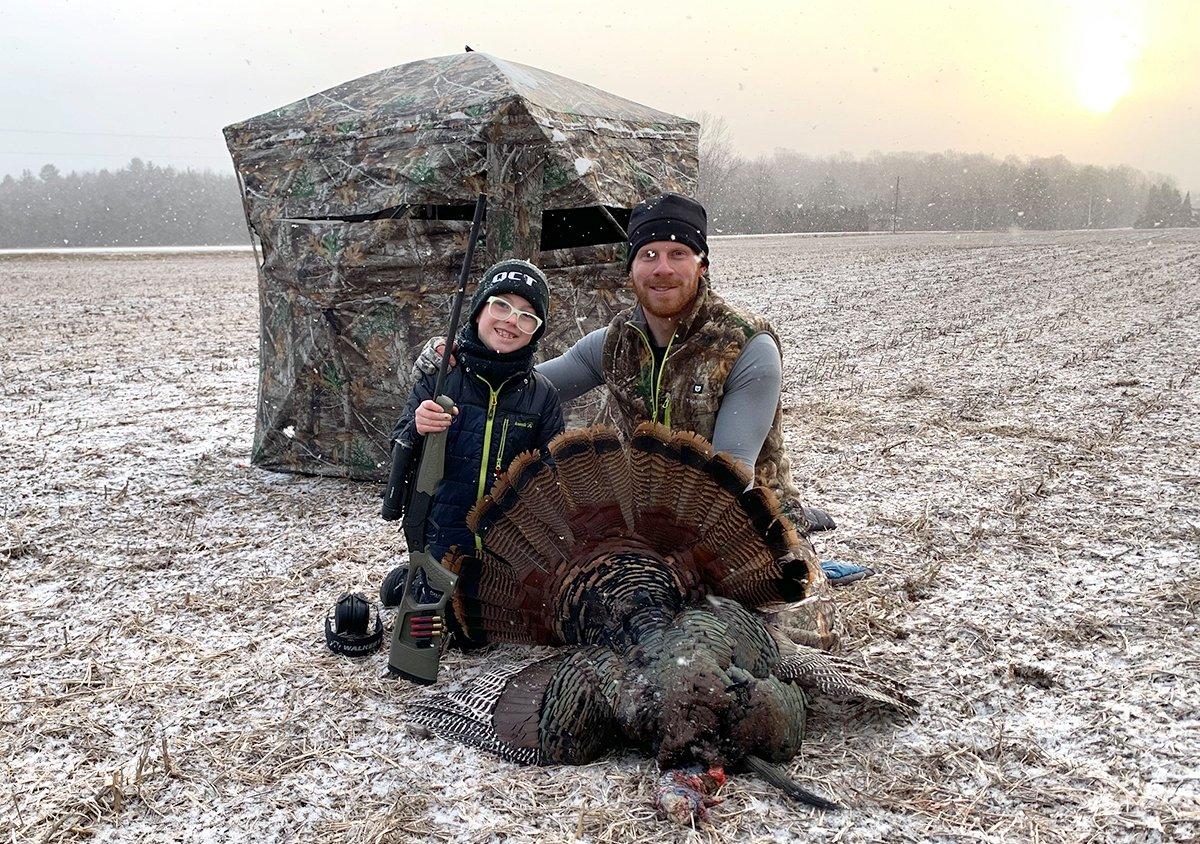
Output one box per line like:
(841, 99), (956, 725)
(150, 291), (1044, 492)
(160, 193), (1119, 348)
(486, 296), (543, 335)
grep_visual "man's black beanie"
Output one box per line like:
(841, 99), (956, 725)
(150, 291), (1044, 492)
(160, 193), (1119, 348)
(625, 192), (709, 271)
(467, 259), (551, 343)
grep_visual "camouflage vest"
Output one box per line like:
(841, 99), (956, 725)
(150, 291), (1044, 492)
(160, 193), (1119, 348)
(601, 281), (804, 508)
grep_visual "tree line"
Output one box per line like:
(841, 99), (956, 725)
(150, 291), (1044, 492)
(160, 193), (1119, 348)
(1, 140), (1195, 248)
(0, 159), (246, 248)
(696, 113), (1197, 234)
(1135, 183), (1196, 229)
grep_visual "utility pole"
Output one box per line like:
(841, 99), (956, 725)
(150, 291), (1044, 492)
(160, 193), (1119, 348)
(892, 176), (900, 234)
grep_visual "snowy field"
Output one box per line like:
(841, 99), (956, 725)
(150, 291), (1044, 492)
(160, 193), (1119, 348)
(2, 229), (1198, 843)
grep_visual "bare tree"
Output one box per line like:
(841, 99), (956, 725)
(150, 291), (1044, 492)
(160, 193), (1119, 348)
(693, 110), (741, 230)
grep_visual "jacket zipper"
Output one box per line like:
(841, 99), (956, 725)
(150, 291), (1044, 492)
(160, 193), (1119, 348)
(630, 324), (677, 426)
(472, 371), (519, 551)
(496, 418), (510, 473)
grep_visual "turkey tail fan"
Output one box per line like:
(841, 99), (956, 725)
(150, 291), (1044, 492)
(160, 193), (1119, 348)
(629, 423), (737, 556)
(743, 755), (841, 811)
(701, 485), (811, 605)
(700, 482), (806, 566)
(718, 547), (819, 608)
(469, 495), (556, 585)
(467, 451), (577, 586)
(693, 451), (754, 539)
(629, 423), (686, 524)
(408, 649), (621, 766)
(546, 428), (597, 512)
(469, 453), (572, 572)
(513, 451), (576, 545)
(731, 485), (800, 561)
(446, 550), (553, 646)
(666, 430), (718, 531)
(549, 428), (632, 539)
(468, 450), (574, 551)
(768, 629), (919, 715)
(456, 423), (820, 648)
(614, 422), (814, 606)
(591, 427), (636, 532)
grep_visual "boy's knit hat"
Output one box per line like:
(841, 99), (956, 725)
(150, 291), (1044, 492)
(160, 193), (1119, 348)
(468, 259), (550, 342)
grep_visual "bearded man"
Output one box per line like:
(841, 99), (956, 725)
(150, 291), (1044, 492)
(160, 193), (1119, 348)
(413, 193), (872, 605)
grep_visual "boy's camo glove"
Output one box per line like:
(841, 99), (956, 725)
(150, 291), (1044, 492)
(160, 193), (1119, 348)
(410, 336), (447, 379)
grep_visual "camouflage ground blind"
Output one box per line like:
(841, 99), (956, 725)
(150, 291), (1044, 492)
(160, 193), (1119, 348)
(223, 52), (698, 480)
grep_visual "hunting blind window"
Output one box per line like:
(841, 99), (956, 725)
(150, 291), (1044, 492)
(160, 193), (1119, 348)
(539, 206), (630, 251)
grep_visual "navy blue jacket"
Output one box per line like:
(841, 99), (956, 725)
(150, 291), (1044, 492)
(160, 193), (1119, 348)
(391, 362), (564, 563)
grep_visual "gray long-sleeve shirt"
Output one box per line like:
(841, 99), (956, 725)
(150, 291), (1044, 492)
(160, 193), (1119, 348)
(536, 328), (782, 477)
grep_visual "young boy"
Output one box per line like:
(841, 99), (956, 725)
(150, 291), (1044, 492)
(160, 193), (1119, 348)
(390, 259), (563, 563)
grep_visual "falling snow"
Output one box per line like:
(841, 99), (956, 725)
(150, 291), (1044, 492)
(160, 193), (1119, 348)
(2, 228), (1198, 841)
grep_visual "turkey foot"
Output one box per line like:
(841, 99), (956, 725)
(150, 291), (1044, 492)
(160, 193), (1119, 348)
(655, 765), (727, 825)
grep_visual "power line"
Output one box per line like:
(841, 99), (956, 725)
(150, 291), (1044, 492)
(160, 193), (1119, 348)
(0, 128), (219, 142)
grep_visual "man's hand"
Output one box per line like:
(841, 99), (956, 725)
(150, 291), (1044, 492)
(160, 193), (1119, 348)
(414, 399), (457, 434)
(410, 336), (455, 379)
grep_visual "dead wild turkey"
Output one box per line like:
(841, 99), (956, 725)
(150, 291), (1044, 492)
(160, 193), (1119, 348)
(409, 423), (914, 821)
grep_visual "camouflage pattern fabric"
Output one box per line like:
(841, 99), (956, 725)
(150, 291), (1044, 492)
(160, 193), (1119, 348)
(600, 288), (838, 651)
(600, 278), (806, 508)
(223, 52), (698, 479)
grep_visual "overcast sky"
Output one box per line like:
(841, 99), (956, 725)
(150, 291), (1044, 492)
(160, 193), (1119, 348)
(3, 0), (1197, 194)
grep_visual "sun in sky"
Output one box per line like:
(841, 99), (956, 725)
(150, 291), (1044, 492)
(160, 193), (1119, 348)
(1068, 1), (1145, 114)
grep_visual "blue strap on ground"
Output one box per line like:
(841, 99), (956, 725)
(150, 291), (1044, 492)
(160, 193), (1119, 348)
(820, 559), (876, 586)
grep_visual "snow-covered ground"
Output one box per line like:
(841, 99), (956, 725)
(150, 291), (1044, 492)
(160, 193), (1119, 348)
(2, 229), (1198, 843)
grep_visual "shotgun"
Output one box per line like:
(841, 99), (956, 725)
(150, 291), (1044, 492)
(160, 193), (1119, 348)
(386, 193), (486, 685)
